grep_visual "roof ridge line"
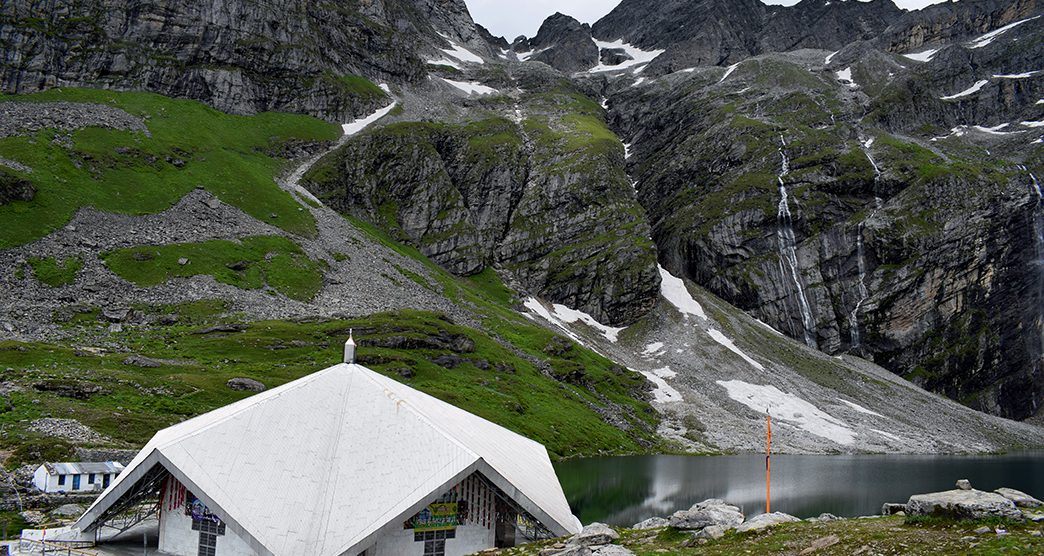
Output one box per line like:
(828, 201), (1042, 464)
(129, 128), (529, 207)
(310, 366), (357, 554)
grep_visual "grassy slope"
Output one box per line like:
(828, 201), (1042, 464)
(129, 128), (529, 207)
(102, 235), (326, 302)
(0, 88), (341, 247)
(0, 216), (661, 466)
(493, 516), (1044, 555)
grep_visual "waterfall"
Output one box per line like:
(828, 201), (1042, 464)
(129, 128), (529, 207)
(849, 142), (883, 353)
(1022, 165), (1044, 359)
(776, 135), (818, 349)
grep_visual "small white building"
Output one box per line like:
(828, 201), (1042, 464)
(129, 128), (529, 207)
(32, 462), (124, 493)
(67, 354), (580, 555)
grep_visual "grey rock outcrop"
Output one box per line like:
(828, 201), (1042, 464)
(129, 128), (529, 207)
(0, 0), (496, 121)
(542, 523), (632, 556)
(227, 378), (266, 392)
(590, 0), (901, 74)
(631, 516), (668, 529)
(305, 80), (661, 326)
(669, 498), (744, 530)
(906, 488), (1024, 520)
(514, 13), (599, 74)
(994, 487), (1044, 508)
(733, 512), (801, 533)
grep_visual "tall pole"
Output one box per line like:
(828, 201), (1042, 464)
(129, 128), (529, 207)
(766, 409), (772, 514)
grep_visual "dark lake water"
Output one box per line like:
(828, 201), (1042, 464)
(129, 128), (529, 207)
(554, 453), (1044, 526)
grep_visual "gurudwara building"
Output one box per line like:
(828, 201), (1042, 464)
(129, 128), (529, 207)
(50, 339), (580, 555)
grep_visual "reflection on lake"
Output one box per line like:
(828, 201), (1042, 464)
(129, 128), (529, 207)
(554, 453), (1044, 526)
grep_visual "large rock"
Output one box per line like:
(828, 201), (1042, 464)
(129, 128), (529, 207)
(734, 512), (801, 533)
(572, 523), (619, 547)
(906, 489), (1023, 520)
(994, 488), (1043, 509)
(226, 378), (266, 392)
(631, 516), (668, 529)
(669, 499), (744, 530)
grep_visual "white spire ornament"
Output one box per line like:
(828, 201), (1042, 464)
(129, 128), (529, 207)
(344, 329), (356, 364)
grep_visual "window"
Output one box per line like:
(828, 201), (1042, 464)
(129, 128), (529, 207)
(414, 530), (453, 556)
(58, 475), (66, 486)
(89, 473), (95, 484)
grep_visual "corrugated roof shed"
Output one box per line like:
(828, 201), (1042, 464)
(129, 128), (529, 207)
(75, 363), (580, 555)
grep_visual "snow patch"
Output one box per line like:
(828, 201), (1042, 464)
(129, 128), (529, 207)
(940, 80), (989, 101)
(1022, 120), (1044, 128)
(341, 100), (398, 136)
(642, 342), (665, 356)
(550, 303), (625, 343)
(442, 79), (497, 96)
(717, 380), (856, 445)
(632, 77), (647, 87)
(838, 399), (883, 417)
(639, 367), (683, 403)
(589, 39), (665, 73)
(755, 318), (784, 336)
(872, 429), (902, 442)
(824, 50), (839, 65)
(707, 329), (764, 371)
(967, 16), (1041, 49)
(439, 37), (485, 64)
(993, 71), (1040, 79)
(719, 62), (741, 83)
(836, 67), (856, 87)
(426, 58), (462, 70)
(658, 265), (706, 319)
(901, 49), (938, 62)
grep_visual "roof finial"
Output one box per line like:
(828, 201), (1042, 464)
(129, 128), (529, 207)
(344, 328), (356, 364)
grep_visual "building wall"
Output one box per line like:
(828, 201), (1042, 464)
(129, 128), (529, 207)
(368, 523), (495, 556)
(158, 478), (258, 556)
(32, 468), (115, 493)
(364, 473), (503, 556)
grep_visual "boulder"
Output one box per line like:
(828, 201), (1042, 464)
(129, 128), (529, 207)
(123, 355), (163, 368)
(734, 512), (801, 533)
(881, 503), (906, 515)
(226, 377), (266, 392)
(694, 524), (726, 540)
(994, 488), (1043, 508)
(956, 479), (972, 491)
(631, 516), (668, 529)
(572, 523), (618, 547)
(812, 513), (842, 522)
(669, 498), (743, 530)
(906, 489), (1022, 520)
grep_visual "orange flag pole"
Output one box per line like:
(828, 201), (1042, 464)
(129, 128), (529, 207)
(766, 409), (772, 514)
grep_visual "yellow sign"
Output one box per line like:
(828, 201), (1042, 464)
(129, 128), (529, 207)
(412, 502), (458, 531)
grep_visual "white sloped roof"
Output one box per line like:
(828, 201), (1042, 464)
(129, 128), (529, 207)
(75, 363), (580, 555)
(45, 462), (124, 475)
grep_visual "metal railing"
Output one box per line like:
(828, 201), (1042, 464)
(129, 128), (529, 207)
(15, 538), (95, 555)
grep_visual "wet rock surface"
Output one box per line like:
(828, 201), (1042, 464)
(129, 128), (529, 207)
(907, 488), (1024, 520)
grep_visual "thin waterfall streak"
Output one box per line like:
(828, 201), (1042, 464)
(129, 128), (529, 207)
(776, 134), (817, 349)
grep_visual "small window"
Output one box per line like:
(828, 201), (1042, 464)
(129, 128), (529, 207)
(58, 475), (66, 486)
(89, 473), (95, 484)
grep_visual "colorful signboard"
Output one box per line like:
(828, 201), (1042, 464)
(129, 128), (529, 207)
(411, 502), (459, 531)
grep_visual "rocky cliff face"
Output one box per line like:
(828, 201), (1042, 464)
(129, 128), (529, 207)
(513, 13), (599, 74)
(587, 0), (901, 73)
(0, 0), (491, 121)
(601, 0), (1044, 419)
(303, 69), (661, 326)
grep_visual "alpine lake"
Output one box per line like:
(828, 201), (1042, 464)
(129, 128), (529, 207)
(554, 453), (1044, 526)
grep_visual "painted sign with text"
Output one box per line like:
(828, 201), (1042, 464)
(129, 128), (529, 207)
(411, 502), (459, 531)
